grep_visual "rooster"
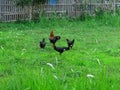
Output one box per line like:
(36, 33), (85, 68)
(66, 39), (75, 49)
(40, 38), (46, 49)
(49, 30), (54, 40)
(53, 43), (70, 55)
(49, 30), (61, 44)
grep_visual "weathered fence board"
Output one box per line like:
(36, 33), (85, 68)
(0, 0), (120, 22)
(0, 0), (30, 22)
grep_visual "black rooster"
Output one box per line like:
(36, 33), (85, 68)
(40, 38), (46, 49)
(53, 44), (70, 55)
(49, 36), (61, 44)
(49, 30), (61, 44)
(66, 39), (75, 49)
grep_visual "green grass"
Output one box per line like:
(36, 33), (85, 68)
(0, 16), (120, 90)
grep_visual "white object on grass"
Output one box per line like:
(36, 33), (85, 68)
(47, 63), (55, 70)
(87, 74), (95, 78)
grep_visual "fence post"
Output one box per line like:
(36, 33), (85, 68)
(0, 1), (1, 20)
(89, 0), (92, 15)
(29, 5), (32, 21)
(101, 0), (103, 10)
(29, 1), (33, 21)
(113, 0), (116, 15)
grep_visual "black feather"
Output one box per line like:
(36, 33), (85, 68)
(40, 38), (46, 49)
(66, 39), (75, 49)
(53, 44), (70, 55)
(49, 36), (61, 44)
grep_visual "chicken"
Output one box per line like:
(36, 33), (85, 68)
(49, 36), (61, 44)
(66, 39), (75, 49)
(40, 38), (46, 49)
(49, 30), (54, 40)
(49, 30), (61, 44)
(53, 44), (70, 55)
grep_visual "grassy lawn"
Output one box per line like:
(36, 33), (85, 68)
(0, 16), (120, 90)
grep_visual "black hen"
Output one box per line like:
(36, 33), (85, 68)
(66, 39), (75, 49)
(53, 44), (70, 55)
(40, 38), (46, 49)
(49, 36), (61, 44)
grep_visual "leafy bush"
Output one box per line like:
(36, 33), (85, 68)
(14, 0), (48, 6)
(94, 7), (104, 18)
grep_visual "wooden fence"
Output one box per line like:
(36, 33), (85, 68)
(0, 0), (30, 22)
(0, 1), (120, 22)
